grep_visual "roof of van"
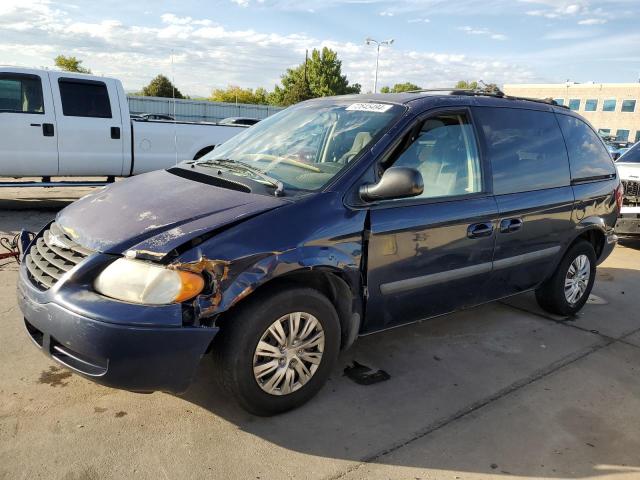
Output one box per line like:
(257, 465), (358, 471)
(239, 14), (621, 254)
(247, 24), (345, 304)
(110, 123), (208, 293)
(312, 91), (573, 115)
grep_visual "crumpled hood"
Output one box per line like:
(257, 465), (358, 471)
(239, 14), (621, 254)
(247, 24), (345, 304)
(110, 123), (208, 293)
(617, 163), (640, 181)
(56, 169), (286, 257)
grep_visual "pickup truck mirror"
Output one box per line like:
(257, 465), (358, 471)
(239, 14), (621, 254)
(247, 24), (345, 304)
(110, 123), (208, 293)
(359, 167), (424, 202)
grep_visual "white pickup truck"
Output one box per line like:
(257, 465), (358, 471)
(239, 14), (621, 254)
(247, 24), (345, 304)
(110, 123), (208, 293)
(0, 67), (246, 186)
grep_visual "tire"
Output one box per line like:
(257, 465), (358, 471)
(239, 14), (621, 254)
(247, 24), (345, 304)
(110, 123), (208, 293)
(535, 240), (596, 316)
(211, 286), (340, 416)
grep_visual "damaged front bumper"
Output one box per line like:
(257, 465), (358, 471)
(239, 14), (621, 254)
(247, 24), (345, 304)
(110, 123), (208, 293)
(17, 243), (218, 394)
(616, 206), (640, 236)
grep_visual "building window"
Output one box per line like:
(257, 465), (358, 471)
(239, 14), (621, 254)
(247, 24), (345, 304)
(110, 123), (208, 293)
(635, 131), (640, 143)
(568, 99), (581, 111)
(585, 99), (598, 112)
(621, 100), (636, 112)
(554, 98), (564, 106)
(603, 99), (616, 112)
(616, 129), (630, 142)
(598, 128), (611, 137)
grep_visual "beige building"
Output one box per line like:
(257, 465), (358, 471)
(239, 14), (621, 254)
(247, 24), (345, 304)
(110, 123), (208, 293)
(503, 82), (640, 143)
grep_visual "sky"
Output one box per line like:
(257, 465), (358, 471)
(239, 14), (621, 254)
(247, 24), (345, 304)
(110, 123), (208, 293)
(1, 0), (640, 97)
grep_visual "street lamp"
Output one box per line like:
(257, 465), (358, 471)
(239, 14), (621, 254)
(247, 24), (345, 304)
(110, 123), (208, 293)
(365, 37), (394, 93)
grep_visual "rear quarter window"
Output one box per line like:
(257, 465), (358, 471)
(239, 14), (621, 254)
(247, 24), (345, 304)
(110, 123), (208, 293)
(59, 79), (112, 118)
(473, 107), (570, 195)
(555, 114), (616, 180)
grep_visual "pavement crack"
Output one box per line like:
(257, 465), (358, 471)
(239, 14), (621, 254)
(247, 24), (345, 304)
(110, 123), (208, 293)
(327, 338), (612, 480)
(499, 300), (640, 347)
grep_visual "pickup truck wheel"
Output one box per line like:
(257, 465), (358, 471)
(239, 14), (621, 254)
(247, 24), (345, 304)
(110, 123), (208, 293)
(535, 240), (596, 316)
(212, 287), (340, 416)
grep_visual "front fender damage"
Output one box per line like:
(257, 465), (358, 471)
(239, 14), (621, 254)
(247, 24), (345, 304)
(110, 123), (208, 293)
(171, 246), (362, 339)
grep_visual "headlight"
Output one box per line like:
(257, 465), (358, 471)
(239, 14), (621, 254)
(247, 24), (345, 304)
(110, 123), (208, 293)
(94, 258), (204, 305)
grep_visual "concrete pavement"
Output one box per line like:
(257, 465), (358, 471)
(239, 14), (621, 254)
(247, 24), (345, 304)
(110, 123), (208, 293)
(1, 189), (639, 480)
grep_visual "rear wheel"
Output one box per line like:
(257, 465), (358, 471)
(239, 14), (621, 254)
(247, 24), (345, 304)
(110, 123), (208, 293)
(212, 287), (340, 416)
(535, 240), (596, 316)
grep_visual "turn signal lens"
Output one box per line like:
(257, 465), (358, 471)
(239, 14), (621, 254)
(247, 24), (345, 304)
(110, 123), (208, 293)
(615, 183), (624, 211)
(174, 270), (206, 303)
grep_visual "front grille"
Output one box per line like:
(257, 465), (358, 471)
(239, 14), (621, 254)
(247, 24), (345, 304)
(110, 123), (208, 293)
(25, 222), (93, 290)
(622, 180), (640, 197)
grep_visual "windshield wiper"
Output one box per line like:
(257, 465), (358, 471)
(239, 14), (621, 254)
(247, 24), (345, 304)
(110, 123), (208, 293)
(194, 158), (285, 196)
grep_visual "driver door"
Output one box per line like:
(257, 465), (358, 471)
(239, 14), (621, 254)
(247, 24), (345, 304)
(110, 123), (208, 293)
(364, 109), (499, 332)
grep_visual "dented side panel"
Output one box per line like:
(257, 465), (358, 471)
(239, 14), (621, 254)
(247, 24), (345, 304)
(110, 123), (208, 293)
(171, 191), (367, 325)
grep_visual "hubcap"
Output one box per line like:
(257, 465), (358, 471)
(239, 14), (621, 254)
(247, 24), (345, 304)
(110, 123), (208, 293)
(564, 254), (591, 305)
(252, 312), (325, 396)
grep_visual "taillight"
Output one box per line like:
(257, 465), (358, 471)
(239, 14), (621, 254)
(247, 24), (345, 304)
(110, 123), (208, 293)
(615, 182), (624, 211)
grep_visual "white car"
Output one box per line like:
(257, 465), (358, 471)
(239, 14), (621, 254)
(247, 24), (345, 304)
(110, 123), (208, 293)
(615, 143), (640, 235)
(0, 67), (246, 185)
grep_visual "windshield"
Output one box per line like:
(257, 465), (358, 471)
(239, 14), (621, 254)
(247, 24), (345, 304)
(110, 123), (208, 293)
(197, 101), (403, 191)
(618, 143), (640, 163)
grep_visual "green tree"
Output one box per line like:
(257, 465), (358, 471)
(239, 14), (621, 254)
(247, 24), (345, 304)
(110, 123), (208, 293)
(140, 75), (184, 99)
(54, 55), (91, 74)
(210, 85), (270, 105)
(455, 80), (502, 94)
(269, 47), (361, 106)
(455, 80), (479, 90)
(380, 82), (421, 93)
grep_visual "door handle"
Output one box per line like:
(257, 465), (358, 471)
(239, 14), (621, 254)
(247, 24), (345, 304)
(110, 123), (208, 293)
(111, 127), (121, 139)
(42, 123), (54, 137)
(499, 218), (523, 234)
(467, 222), (494, 239)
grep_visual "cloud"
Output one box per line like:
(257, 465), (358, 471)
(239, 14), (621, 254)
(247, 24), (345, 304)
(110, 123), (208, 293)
(520, 0), (634, 22)
(231, 0), (250, 6)
(458, 26), (508, 41)
(379, 10), (394, 16)
(0, 1), (539, 96)
(578, 18), (607, 25)
(408, 18), (430, 23)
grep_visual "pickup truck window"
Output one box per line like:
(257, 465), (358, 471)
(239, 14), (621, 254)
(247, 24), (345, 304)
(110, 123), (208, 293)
(0, 74), (44, 114)
(59, 79), (112, 118)
(197, 101), (403, 191)
(389, 113), (482, 200)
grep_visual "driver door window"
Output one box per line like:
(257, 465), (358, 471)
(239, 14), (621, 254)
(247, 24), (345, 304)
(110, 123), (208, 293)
(391, 113), (482, 200)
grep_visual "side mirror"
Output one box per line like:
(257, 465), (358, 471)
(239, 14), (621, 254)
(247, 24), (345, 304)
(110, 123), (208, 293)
(359, 167), (424, 202)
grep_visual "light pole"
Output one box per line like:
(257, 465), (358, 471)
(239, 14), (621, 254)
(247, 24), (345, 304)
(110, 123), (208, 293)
(365, 37), (394, 93)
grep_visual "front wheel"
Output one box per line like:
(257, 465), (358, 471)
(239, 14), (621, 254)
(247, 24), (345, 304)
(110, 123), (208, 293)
(535, 240), (596, 316)
(212, 287), (340, 416)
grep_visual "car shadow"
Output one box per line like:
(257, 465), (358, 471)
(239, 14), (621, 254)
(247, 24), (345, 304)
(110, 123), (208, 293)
(0, 197), (79, 212)
(176, 265), (640, 479)
(619, 236), (640, 250)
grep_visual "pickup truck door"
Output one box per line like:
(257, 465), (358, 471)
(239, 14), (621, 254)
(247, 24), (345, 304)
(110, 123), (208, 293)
(48, 73), (124, 176)
(364, 109), (499, 332)
(0, 69), (58, 176)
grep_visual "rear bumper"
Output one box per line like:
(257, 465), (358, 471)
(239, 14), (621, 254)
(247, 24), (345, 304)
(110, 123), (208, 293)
(616, 208), (640, 236)
(17, 266), (218, 394)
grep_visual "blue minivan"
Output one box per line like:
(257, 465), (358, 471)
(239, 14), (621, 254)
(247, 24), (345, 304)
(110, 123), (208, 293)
(18, 92), (621, 415)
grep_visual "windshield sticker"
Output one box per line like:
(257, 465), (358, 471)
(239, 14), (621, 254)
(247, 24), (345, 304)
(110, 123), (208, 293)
(346, 103), (393, 113)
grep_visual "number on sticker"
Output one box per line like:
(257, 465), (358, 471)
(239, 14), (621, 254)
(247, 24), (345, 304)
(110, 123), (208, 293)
(346, 103), (393, 113)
